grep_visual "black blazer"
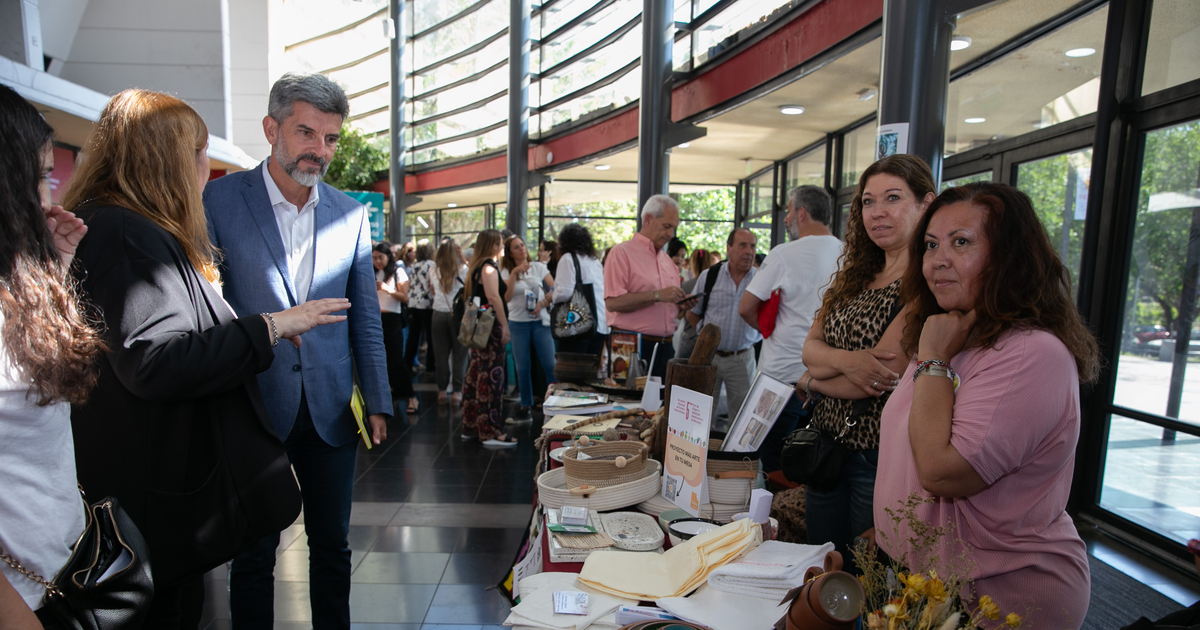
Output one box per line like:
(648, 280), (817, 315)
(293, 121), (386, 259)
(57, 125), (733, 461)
(71, 205), (301, 586)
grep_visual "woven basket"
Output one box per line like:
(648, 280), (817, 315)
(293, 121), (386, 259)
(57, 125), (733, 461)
(707, 435), (760, 476)
(563, 441), (649, 488)
(538, 460), (662, 511)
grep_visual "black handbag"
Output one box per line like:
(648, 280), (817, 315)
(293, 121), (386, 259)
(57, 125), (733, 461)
(780, 398), (874, 492)
(550, 254), (597, 340)
(4, 491), (154, 630)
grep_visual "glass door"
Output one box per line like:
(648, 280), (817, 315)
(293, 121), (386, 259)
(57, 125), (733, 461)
(1102, 119), (1200, 545)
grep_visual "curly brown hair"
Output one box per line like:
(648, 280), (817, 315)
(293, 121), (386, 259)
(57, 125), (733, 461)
(817, 155), (936, 321)
(899, 182), (1101, 383)
(0, 84), (105, 406)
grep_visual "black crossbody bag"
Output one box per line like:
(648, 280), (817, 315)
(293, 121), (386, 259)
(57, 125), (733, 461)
(780, 299), (903, 492)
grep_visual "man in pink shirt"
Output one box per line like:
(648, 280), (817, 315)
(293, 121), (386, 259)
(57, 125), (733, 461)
(604, 195), (698, 378)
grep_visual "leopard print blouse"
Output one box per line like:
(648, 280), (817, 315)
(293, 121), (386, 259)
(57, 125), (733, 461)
(812, 279), (901, 450)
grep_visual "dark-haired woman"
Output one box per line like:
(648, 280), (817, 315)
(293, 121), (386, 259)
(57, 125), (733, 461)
(876, 183), (1099, 627)
(374, 242), (415, 414)
(538, 239), (561, 278)
(461, 230), (518, 447)
(551, 223), (608, 355)
(0, 84), (104, 629)
(797, 155), (936, 571)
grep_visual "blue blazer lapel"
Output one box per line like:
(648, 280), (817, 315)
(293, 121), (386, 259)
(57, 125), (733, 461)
(308, 191), (339, 300)
(241, 166), (299, 307)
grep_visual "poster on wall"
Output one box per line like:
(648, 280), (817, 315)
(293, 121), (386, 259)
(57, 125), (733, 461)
(345, 191), (386, 241)
(661, 385), (712, 517)
(876, 122), (910, 160)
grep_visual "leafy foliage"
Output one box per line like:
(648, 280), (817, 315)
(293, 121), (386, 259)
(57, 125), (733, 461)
(324, 124), (388, 192)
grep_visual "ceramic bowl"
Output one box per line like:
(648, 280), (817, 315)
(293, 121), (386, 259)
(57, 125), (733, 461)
(657, 509), (691, 534)
(667, 517), (722, 547)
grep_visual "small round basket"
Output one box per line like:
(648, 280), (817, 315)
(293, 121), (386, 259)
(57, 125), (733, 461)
(562, 441), (649, 488)
(538, 460), (662, 511)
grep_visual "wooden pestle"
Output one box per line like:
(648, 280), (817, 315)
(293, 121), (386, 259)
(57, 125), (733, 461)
(689, 323), (722, 366)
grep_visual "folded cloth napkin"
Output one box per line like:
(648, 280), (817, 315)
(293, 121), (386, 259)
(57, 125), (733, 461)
(577, 519), (761, 600)
(706, 540), (835, 601)
(504, 571), (635, 630)
(657, 583), (789, 630)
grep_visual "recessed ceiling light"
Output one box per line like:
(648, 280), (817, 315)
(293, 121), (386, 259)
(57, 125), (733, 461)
(1065, 47), (1096, 58)
(965, 117), (986, 124)
(595, 164), (611, 171)
(951, 36), (972, 52)
(447, 203), (457, 208)
(779, 105), (805, 115)
(678, 142), (689, 149)
(856, 88), (878, 101)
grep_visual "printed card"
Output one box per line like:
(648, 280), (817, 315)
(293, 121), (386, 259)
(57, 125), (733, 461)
(661, 385), (712, 516)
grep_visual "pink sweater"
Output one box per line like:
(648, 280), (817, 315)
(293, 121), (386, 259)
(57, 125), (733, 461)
(875, 329), (1089, 629)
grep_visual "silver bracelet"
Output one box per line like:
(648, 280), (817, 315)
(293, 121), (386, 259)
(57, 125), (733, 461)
(261, 313), (279, 347)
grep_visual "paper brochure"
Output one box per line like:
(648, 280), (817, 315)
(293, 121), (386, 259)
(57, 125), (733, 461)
(662, 385), (712, 516)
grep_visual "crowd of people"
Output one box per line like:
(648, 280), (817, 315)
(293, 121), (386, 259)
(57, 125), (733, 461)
(0, 67), (1127, 630)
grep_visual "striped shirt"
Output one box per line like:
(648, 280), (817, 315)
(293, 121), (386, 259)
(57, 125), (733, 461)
(689, 263), (762, 352)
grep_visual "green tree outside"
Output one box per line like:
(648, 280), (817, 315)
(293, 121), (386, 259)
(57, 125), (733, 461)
(326, 124), (388, 192)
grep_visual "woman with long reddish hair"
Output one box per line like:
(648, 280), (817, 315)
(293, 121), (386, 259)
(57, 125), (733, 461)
(875, 182), (1100, 627)
(65, 89), (346, 628)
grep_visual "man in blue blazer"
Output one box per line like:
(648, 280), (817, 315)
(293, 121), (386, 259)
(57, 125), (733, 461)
(203, 72), (392, 629)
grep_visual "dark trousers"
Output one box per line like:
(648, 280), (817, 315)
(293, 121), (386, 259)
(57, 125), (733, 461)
(641, 338), (675, 380)
(229, 393), (357, 630)
(404, 307), (434, 371)
(382, 312), (414, 399)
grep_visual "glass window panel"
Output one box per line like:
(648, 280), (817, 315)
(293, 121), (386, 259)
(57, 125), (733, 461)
(539, 65), (641, 134)
(673, 35), (693, 72)
(1114, 120), (1200, 426)
(411, 96), (508, 145)
(941, 171), (992, 191)
(692, 0), (795, 68)
(1015, 149), (1092, 299)
(411, 125), (508, 164)
(283, 18), (389, 78)
(537, 0), (639, 70)
(1100, 414), (1200, 545)
(743, 223), (772, 256)
(745, 171), (774, 220)
(413, 37), (508, 93)
(538, 23), (641, 106)
(786, 145), (827, 191)
(675, 188), (736, 255)
(494, 204), (506, 230)
(840, 122), (876, 189)
(1142, 0), (1200, 96)
(414, 0), (479, 33)
(405, 210), (436, 242)
(350, 110), (391, 137)
(837, 202), (850, 238)
(414, 66), (508, 120)
(544, 217), (637, 251)
(539, 0), (602, 40)
(414, 0), (507, 68)
(696, 0), (721, 15)
(675, 0), (693, 24)
(945, 5), (1106, 157)
(442, 207), (489, 233)
(326, 52), (390, 97)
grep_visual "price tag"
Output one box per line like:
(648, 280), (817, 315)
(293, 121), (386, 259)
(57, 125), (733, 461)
(553, 591), (588, 615)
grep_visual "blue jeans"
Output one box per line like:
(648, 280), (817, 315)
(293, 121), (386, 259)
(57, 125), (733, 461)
(805, 448), (879, 575)
(510, 319), (558, 407)
(229, 393), (358, 630)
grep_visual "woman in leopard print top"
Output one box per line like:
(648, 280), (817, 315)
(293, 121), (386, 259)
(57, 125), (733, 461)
(796, 154), (936, 572)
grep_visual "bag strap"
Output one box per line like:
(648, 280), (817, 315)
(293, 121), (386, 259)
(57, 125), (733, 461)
(571, 252), (586, 290)
(697, 261), (724, 322)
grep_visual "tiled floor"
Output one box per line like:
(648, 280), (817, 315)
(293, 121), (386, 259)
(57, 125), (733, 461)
(196, 373), (1200, 629)
(198, 379), (541, 630)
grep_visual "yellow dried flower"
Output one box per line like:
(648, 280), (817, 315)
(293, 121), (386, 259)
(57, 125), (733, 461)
(926, 576), (947, 603)
(867, 612), (886, 630)
(1006, 613), (1023, 628)
(978, 595), (1000, 620)
(905, 573), (928, 595)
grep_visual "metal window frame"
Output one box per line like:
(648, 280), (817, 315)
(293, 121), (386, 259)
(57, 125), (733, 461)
(535, 0), (619, 49)
(413, 27), (509, 76)
(411, 0), (494, 41)
(535, 57), (640, 114)
(536, 13), (640, 80)
(412, 57), (508, 101)
(413, 88), (508, 125)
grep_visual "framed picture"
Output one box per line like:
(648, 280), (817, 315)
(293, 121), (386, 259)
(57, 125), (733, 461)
(722, 371), (793, 453)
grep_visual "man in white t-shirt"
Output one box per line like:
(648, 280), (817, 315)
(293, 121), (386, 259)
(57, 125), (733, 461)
(739, 185), (842, 471)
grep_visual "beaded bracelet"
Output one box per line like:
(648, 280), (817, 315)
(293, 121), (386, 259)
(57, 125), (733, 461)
(913, 359), (949, 381)
(261, 312), (279, 347)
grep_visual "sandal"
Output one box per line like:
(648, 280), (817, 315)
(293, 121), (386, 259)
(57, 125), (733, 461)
(482, 434), (519, 448)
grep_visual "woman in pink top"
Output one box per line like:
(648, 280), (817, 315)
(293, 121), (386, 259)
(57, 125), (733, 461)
(875, 182), (1101, 629)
